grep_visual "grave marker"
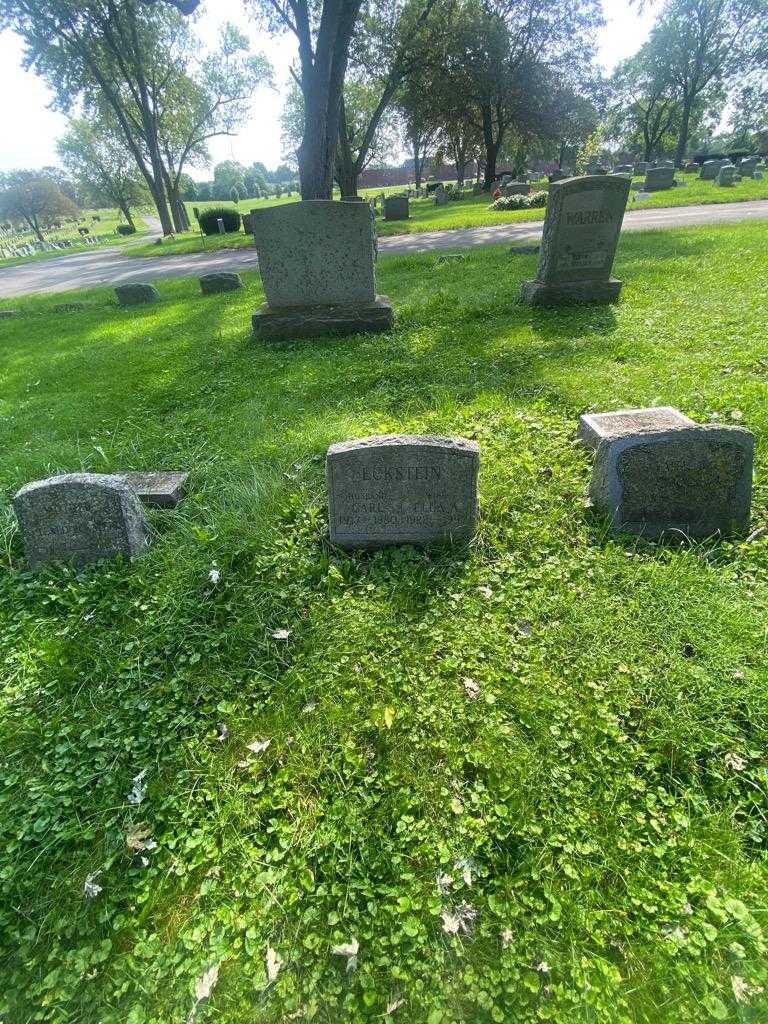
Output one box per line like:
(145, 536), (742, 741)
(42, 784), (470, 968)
(251, 200), (392, 340)
(384, 195), (409, 221)
(578, 407), (695, 450)
(643, 166), (675, 191)
(13, 473), (149, 568)
(520, 174), (631, 306)
(589, 425), (753, 539)
(326, 435), (479, 549)
(121, 471), (189, 508)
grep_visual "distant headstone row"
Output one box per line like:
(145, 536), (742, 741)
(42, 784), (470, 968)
(12, 411), (754, 567)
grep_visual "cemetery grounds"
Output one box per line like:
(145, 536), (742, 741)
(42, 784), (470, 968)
(0, 208), (150, 269)
(1, 220), (768, 1023)
(122, 172), (768, 258)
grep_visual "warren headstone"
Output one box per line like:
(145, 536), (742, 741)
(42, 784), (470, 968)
(643, 166), (675, 191)
(251, 200), (392, 340)
(13, 474), (149, 568)
(384, 195), (409, 221)
(326, 435), (479, 549)
(589, 426), (753, 539)
(520, 174), (631, 306)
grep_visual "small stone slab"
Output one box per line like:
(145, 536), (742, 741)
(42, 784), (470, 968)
(253, 296), (393, 341)
(327, 434), (479, 550)
(200, 272), (244, 295)
(0, 310), (20, 318)
(116, 283), (160, 306)
(589, 426), (753, 539)
(120, 471), (189, 508)
(578, 407), (695, 451)
(384, 196), (409, 221)
(53, 302), (87, 313)
(521, 174), (631, 307)
(13, 473), (149, 568)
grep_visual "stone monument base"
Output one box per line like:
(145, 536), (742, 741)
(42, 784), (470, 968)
(253, 296), (393, 340)
(520, 278), (623, 307)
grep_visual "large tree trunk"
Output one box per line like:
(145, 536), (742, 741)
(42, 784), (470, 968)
(675, 94), (693, 168)
(297, 0), (363, 199)
(118, 201), (136, 230)
(481, 104), (501, 188)
(335, 98), (359, 197)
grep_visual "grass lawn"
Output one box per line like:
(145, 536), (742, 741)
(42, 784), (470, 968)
(1, 221), (768, 1024)
(0, 210), (150, 269)
(127, 173), (768, 259)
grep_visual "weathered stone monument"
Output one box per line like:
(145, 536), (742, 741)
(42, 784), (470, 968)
(587, 421), (754, 539)
(615, 164), (634, 175)
(199, 272), (244, 295)
(384, 195), (410, 221)
(326, 435), (479, 549)
(502, 181), (530, 197)
(643, 166), (675, 191)
(634, 161), (650, 175)
(739, 156), (760, 177)
(700, 159), (725, 181)
(115, 283), (159, 306)
(716, 163), (737, 186)
(251, 200), (393, 340)
(520, 174), (631, 306)
(434, 186), (448, 206)
(13, 474), (149, 568)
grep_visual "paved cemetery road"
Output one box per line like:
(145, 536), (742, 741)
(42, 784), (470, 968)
(1, 200), (767, 299)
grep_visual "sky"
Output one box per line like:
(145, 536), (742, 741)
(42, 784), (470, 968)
(0, 0), (657, 177)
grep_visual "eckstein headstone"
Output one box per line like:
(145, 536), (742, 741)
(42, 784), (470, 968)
(13, 473), (149, 568)
(520, 174), (631, 306)
(326, 435), (479, 550)
(589, 424), (753, 539)
(384, 195), (409, 221)
(251, 200), (393, 340)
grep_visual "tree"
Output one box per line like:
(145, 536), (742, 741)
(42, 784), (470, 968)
(398, 75), (439, 187)
(0, 171), (79, 242)
(57, 115), (149, 230)
(608, 46), (683, 160)
(645, 0), (768, 165)
(154, 23), (271, 230)
(439, 0), (603, 187)
(728, 74), (768, 148)
(248, 0), (364, 199)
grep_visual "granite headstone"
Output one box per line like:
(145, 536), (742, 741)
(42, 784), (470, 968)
(384, 195), (410, 221)
(589, 425), (753, 538)
(520, 174), (631, 306)
(251, 200), (393, 339)
(13, 473), (149, 568)
(326, 435), (479, 549)
(643, 166), (675, 191)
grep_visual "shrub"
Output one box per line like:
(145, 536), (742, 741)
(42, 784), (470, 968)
(198, 207), (242, 235)
(116, 224), (136, 236)
(488, 190), (548, 212)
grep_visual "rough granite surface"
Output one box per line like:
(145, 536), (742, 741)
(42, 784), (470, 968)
(578, 407), (695, 450)
(13, 473), (149, 567)
(252, 200), (377, 308)
(327, 435), (479, 549)
(589, 426), (753, 539)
